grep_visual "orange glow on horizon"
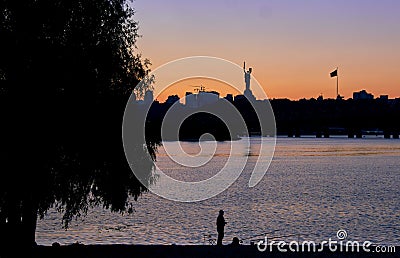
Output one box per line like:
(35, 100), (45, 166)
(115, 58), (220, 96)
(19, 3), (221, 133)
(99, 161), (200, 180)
(133, 0), (400, 100)
(148, 57), (400, 101)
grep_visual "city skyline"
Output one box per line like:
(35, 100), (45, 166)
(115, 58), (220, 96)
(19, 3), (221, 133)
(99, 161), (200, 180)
(151, 82), (396, 104)
(132, 0), (400, 100)
(150, 76), (397, 103)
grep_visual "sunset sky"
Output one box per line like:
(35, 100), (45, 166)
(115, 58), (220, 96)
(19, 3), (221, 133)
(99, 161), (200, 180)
(132, 0), (400, 101)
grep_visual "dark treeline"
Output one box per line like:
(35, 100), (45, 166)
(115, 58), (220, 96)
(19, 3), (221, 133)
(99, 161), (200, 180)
(145, 98), (400, 139)
(272, 98), (400, 137)
(145, 99), (249, 141)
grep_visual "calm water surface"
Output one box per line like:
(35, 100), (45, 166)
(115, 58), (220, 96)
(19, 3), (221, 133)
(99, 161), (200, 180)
(36, 138), (400, 245)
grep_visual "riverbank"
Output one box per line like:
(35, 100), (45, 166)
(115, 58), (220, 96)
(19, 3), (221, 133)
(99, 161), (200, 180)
(15, 244), (398, 258)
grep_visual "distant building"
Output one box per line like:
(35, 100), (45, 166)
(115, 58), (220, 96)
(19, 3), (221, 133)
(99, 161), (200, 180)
(185, 88), (219, 108)
(185, 92), (197, 108)
(197, 91), (219, 107)
(166, 95), (180, 104)
(224, 94), (233, 102)
(336, 95), (344, 101)
(378, 95), (389, 102)
(234, 95), (246, 103)
(353, 90), (373, 100)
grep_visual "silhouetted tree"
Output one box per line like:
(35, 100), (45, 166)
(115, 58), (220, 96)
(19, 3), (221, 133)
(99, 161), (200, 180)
(0, 0), (157, 249)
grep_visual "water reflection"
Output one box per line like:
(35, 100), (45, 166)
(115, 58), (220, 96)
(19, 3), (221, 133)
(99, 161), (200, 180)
(36, 138), (400, 246)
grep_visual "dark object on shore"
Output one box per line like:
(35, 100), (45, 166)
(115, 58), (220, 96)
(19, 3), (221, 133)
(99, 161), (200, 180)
(230, 237), (240, 246)
(52, 242), (61, 247)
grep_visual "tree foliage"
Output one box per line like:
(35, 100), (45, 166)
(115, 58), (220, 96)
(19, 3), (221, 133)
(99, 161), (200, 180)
(0, 0), (156, 247)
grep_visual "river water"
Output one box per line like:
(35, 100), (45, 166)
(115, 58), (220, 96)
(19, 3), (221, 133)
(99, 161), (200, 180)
(36, 137), (400, 246)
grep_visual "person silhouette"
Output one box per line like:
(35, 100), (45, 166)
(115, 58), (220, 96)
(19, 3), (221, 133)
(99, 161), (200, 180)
(216, 210), (227, 246)
(230, 237), (240, 246)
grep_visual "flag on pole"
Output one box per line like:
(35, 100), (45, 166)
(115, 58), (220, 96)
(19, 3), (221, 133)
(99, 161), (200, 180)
(330, 69), (338, 77)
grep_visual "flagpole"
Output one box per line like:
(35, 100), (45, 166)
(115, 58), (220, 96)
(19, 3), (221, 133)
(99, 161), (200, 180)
(336, 67), (339, 98)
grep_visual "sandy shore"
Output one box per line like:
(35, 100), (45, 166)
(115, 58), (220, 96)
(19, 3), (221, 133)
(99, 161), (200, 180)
(12, 244), (396, 258)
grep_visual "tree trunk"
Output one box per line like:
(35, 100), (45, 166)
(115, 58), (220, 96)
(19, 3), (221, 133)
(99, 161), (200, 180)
(0, 211), (7, 251)
(1, 196), (21, 252)
(22, 197), (38, 247)
(0, 195), (38, 253)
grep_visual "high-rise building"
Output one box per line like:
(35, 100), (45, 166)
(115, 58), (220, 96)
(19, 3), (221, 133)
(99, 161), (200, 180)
(185, 92), (197, 108)
(185, 89), (219, 108)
